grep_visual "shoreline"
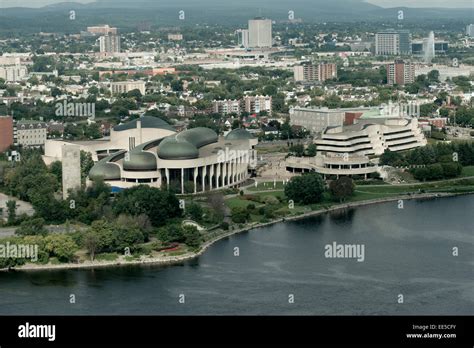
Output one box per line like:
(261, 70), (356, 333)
(6, 191), (471, 272)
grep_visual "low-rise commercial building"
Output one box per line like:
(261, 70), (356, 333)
(110, 81), (146, 95)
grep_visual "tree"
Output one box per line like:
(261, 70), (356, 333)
(80, 151), (94, 184)
(285, 173), (325, 205)
(113, 186), (181, 227)
(16, 218), (48, 236)
(329, 177), (355, 202)
(183, 225), (202, 249)
(44, 234), (77, 263)
(50, 161), (62, 189)
(206, 192), (225, 222)
(112, 225), (145, 253)
(6, 200), (16, 225)
(158, 224), (185, 243)
(289, 143), (304, 157)
(84, 220), (115, 260)
(306, 143), (317, 157)
(187, 202), (203, 221)
(231, 207), (250, 223)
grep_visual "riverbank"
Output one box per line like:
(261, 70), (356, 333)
(6, 191), (470, 272)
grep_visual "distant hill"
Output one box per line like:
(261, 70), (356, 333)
(0, 0), (471, 34)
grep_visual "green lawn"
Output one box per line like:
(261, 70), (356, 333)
(226, 178), (474, 225)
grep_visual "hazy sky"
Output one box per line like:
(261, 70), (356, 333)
(0, 0), (472, 7)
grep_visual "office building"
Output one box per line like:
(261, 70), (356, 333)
(289, 107), (374, 135)
(286, 117), (426, 179)
(248, 18), (272, 48)
(375, 29), (411, 55)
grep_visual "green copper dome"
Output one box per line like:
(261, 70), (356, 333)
(89, 151), (125, 180)
(123, 151), (157, 171)
(225, 128), (253, 140)
(157, 127), (218, 160)
(157, 138), (200, 160)
(113, 116), (175, 132)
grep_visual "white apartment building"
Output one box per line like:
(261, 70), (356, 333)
(16, 121), (48, 147)
(99, 35), (121, 53)
(213, 99), (241, 115)
(0, 65), (28, 82)
(242, 95), (272, 115)
(248, 18), (272, 48)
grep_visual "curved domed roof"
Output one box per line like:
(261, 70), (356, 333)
(123, 151), (157, 171)
(157, 138), (199, 160)
(156, 127), (218, 160)
(176, 127), (218, 148)
(89, 162), (121, 181)
(225, 128), (253, 140)
(113, 116), (175, 132)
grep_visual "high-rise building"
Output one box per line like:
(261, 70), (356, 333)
(386, 60), (415, 86)
(466, 24), (474, 37)
(99, 35), (121, 53)
(375, 29), (411, 55)
(0, 116), (14, 152)
(87, 25), (117, 35)
(237, 29), (250, 48)
(294, 63), (337, 82)
(248, 18), (272, 48)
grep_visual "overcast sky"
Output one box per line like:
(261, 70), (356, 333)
(0, 0), (472, 7)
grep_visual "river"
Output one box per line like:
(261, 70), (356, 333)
(0, 195), (473, 315)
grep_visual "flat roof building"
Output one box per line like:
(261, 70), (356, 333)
(248, 18), (272, 48)
(0, 116), (14, 152)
